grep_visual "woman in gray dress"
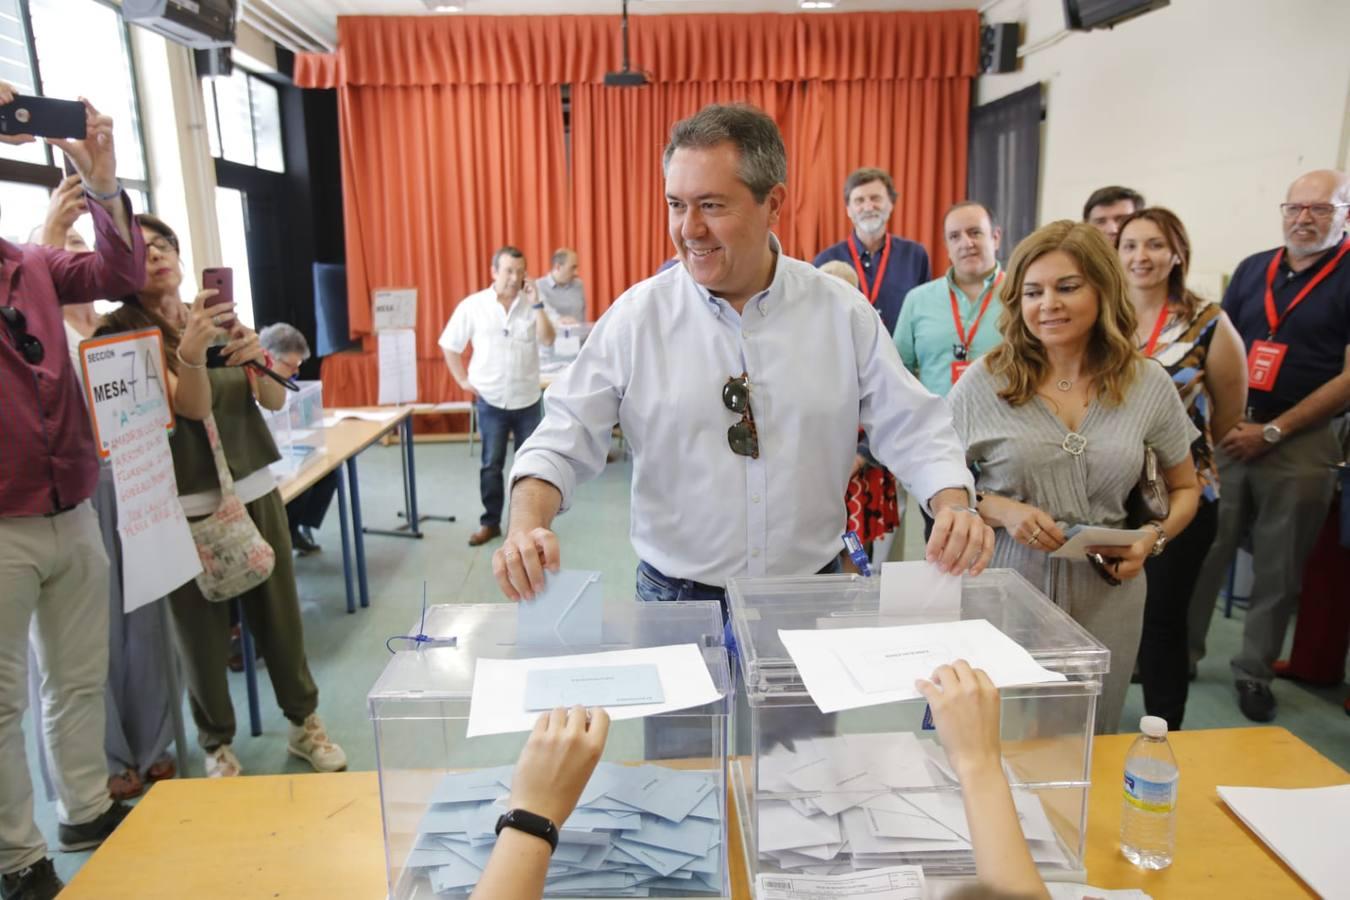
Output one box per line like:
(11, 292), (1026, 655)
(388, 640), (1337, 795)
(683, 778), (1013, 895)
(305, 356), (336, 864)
(947, 220), (1201, 733)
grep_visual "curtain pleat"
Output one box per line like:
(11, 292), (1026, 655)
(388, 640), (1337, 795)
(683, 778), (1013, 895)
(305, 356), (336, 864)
(303, 12), (977, 407)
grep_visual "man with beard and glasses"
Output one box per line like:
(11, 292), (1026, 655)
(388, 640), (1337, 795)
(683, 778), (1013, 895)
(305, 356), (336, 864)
(813, 167), (931, 335)
(1187, 169), (1350, 724)
(895, 201), (1005, 398)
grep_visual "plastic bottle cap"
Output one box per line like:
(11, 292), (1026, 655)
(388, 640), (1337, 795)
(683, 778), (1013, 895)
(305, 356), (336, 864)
(1140, 715), (1168, 738)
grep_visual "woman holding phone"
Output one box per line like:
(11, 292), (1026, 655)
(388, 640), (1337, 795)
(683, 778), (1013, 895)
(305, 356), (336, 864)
(99, 214), (346, 778)
(946, 220), (1201, 734)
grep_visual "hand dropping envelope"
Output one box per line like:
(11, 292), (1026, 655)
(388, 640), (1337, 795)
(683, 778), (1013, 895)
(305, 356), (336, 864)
(879, 561), (961, 619)
(778, 618), (1065, 714)
(516, 569), (603, 649)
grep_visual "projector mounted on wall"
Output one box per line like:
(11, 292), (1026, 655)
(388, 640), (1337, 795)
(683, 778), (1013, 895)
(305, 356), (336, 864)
(1062, 0), (1169, 31)
(605, 0), (650, 87)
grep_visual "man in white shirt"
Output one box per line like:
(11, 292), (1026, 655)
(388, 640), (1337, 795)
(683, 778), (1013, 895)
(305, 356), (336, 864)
(495, 104), (993, 603)
(440, 246), (556, 546)
(535, 248), (586, 324)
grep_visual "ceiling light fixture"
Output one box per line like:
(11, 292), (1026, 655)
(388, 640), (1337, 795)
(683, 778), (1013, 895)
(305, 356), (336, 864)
(798, 0), (838, 8)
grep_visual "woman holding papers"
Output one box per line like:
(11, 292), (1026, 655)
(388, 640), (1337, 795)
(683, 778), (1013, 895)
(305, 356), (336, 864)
(1118, 209), (1247, 731)
(99, 215), (346, 779)
(947, 221), (1200, 733)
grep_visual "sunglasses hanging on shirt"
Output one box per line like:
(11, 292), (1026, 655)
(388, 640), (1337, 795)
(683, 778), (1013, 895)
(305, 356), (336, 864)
(722, 372), (759, 459)
(0, 305), (45, 365)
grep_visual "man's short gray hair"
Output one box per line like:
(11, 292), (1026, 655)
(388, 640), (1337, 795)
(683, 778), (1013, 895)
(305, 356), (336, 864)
(258, 322), (311, 361)
(662, 104), (787, 203)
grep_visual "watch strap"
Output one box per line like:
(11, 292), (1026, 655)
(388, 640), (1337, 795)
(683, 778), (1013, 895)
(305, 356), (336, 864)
(495, 808), (559, 853)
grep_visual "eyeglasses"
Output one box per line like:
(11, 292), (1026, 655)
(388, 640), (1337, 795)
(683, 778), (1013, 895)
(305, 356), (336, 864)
(1086, 551), (1121, 587)
(147, 236), (177, 254)
(1279, 203), (1349, 220)
(0, 306), (44, 365)
(722, 372), (759, 459)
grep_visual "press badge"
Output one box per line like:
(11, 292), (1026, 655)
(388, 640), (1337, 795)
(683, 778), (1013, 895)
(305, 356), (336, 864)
(950, 360), (971, 384)
(1247, 340), (1287, 391)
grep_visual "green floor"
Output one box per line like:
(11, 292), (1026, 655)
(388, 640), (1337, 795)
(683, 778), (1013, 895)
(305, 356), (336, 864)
(24, 439), (1350, 884)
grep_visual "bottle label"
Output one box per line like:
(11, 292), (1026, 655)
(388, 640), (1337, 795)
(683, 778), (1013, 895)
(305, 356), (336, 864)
(1123, 771), (1177, 813)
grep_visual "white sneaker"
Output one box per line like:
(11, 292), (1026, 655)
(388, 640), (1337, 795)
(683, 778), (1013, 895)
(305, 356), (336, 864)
(205, 744), (242, 778)
(287, 713), (348, 773)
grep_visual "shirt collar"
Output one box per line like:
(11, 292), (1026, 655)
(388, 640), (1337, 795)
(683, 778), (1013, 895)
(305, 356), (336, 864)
(944, 262), (1002, 294)
(690, 233), (784, 318)
(851, 230), (891, 260)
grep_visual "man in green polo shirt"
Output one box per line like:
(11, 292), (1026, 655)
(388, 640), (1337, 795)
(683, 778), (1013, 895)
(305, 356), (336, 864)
(894, 201), (1004, 397)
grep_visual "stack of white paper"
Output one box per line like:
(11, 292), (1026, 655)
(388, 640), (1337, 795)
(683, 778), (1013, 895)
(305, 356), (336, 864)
(1217, 783), (1350, 898)
(755, 733), (1070, 876)
(407, 762), (722, 895)
(778, 619), (1066, 714)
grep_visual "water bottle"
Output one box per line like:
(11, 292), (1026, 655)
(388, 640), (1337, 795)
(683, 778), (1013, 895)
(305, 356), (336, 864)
(1120, 715), (1178, 869)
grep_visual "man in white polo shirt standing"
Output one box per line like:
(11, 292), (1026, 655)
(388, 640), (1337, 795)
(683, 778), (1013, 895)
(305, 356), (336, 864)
(440, 246), (556, 546)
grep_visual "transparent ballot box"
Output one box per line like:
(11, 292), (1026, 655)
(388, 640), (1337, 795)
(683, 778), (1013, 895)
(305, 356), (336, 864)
(368, 600), (733, 899)
(262, 379), (325, 479)
(725, 569), (1108, 888)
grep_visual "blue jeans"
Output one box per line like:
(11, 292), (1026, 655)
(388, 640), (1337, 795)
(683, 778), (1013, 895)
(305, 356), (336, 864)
(476, 398), (543, 528)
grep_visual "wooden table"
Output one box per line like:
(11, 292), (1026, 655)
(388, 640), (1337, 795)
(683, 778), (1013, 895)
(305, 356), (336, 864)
(62, 727), (1344, 898)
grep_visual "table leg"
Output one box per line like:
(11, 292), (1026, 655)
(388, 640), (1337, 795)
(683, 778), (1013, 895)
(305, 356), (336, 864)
(367, 417), (455, 538)
(157, 598), (192, 776)
(347, 456), (371, 609)
(236, 598), (262, 737)
(335, 469), (356, 615)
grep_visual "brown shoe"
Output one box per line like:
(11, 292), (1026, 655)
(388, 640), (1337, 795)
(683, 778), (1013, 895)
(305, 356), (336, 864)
(468, 525), (501, 546)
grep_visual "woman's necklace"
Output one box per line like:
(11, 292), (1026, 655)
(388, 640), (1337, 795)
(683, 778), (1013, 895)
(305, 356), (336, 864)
(1055, 378), (1072, 392)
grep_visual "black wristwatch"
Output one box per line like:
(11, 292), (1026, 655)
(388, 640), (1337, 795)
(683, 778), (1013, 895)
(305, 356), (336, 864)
(495, 808), (559, 853)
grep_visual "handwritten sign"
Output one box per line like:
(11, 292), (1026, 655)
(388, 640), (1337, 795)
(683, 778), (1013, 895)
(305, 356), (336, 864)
(109, 419), (203, 612)
(372, 288), (417, 332)
(79, 329), (200, 612)
(79, 328), (174, 458)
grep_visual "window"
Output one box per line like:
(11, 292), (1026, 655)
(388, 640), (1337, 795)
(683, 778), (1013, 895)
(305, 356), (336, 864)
(0, 0), (152, 249)
(215, 186), (256, 329)
(202, 68), (285, 174)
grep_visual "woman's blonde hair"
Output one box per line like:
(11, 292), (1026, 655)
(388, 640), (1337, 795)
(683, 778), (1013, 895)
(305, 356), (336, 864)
(984, 219), (1140, 407)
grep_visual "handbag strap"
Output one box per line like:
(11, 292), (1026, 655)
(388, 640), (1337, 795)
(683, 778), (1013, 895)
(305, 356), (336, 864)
(201, 413), (239, 498)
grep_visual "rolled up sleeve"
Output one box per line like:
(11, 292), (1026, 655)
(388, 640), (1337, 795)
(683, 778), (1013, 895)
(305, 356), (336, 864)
(42, 192), (144, 303)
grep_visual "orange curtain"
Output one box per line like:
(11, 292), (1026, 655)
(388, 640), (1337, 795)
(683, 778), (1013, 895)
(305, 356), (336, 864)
(320, 82), (566, 404)
(294, 11), (977, 405)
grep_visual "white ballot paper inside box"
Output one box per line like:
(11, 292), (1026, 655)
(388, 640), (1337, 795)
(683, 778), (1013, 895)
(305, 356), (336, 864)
(778, 619), (1065, 714)
(466, 643), (720, 738)
(756, 865), (925, 899)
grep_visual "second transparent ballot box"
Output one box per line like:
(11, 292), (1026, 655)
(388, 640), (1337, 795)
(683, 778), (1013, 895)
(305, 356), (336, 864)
(368, 600), (733, 899)
(726, 569), (1109, 887)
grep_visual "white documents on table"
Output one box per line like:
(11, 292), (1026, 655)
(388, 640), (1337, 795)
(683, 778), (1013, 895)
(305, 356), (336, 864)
(778, 619), (1065, 714)
(465, 643), (720, 738)
(879, 561), (961, 619)
(755, 864), (925, 898)
(322, 407), (404, 426)
(1217, 783), (1350, 899)
(1050, 526), (1152, 560)
(754, 732), (1070, 874)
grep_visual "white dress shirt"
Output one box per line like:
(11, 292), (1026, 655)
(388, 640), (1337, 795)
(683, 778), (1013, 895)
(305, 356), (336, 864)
(510, 238), (975, 588)
(438, 287), (543, 410)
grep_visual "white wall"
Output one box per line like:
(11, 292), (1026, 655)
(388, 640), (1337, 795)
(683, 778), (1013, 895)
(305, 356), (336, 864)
(977, 0), (1350, 297)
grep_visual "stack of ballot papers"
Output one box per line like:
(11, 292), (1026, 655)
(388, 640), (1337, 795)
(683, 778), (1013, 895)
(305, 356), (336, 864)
(405, 762), (723, 896)
(754, 732), (1071, 876)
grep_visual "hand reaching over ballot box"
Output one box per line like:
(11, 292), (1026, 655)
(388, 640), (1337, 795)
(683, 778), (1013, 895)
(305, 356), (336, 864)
(916, 661), (1050, 900)
(473, 705), (611, 900)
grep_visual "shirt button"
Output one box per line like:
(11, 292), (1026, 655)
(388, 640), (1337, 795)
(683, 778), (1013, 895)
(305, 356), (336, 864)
(751, 548), (761, 558)
(752, 494), (761, 503)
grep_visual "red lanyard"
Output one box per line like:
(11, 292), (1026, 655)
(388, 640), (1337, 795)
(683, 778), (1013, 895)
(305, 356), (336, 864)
(847, 233), (893, 306)
(948, 271), (1003, 352)
(1141, 302), (1170, 357)
(1263, 238), (1350, 338)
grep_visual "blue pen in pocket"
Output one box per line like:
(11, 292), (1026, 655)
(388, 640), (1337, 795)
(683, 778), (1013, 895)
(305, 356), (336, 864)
(842, 531), (872, 577)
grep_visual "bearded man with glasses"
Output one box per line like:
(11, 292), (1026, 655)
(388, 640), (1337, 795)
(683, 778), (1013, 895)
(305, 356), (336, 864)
(1188, 168), (1350, 724)
(0, 80), (145, 900)
(493, 103), (991, 623)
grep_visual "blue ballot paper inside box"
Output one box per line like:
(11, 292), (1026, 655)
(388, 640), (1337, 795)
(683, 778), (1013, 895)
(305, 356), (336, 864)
(409, 761), (724, 897)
